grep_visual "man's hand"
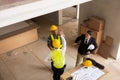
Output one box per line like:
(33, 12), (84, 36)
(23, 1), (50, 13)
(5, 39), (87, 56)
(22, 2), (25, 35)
(87, 51), (91, 55)
(58, 28), (65, 36)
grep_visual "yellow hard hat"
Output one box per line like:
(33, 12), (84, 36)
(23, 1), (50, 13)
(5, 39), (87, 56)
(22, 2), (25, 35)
(52, 39), (60, 48)
(82, 60), (93, 67)
(50, 25), (58, 31)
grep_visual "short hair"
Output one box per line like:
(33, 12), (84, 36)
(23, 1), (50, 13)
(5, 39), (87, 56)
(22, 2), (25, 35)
(87, 30), (93, 35)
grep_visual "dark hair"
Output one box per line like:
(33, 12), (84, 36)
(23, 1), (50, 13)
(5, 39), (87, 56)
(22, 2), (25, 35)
(87, 30), (93, 35)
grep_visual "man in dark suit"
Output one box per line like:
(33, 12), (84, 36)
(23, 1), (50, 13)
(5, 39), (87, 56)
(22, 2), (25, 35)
(74, 30), (98, 66)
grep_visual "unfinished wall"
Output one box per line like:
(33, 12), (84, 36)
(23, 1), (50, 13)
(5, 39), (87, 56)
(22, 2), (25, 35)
(42, 10), (62, 25)
(79, 0), (120, 60)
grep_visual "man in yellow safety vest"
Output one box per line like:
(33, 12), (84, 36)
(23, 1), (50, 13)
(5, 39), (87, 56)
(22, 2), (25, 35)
(50, 39), (66, 80)
(47, 25), (62, 50)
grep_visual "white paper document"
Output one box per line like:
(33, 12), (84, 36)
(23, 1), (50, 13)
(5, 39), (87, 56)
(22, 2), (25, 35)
(71, 66), (105, 80)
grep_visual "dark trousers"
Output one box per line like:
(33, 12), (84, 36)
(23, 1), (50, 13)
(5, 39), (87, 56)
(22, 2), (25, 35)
(51, 63), (66, 80)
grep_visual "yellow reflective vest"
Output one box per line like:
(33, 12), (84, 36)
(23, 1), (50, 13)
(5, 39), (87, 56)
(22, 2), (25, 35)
(50, 49), (65, 68)
(50, 34), (62, 48)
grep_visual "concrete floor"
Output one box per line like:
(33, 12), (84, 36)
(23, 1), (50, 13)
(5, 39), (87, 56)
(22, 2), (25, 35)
(0, 8), (120, 80)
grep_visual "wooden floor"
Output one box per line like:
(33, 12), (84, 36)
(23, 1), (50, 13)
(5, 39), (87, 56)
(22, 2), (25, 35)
(0, 8), (120, 80)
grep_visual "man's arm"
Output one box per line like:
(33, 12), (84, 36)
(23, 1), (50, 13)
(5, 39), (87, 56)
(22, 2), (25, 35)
(61, 35), (66, 53)
(74, 34), (84, 45)
(47, 36), (53, 50)
(58, 28), (66, 53)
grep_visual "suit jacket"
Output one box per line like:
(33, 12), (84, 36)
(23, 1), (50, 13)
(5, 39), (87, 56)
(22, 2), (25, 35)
(75, 34), (98, 55)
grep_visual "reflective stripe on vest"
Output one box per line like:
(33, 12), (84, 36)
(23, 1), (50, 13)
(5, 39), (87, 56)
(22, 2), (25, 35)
(50, 34), (62, 48)
(50, 49), (65, 68)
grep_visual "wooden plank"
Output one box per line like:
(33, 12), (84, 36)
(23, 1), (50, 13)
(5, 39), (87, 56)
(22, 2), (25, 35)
(0, 21), (38, 54)
(60, 65), (81, 80)
(61, 65), (107, 80)
(0, 28), (38, 54)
